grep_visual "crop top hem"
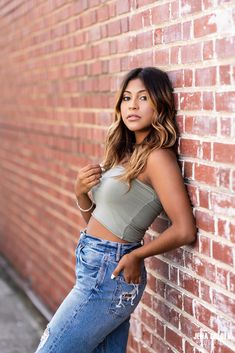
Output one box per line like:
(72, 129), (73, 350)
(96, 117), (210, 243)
(90, 213), (126, 241)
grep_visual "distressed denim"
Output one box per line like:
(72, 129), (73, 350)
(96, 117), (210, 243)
(35, 229), (147, 353)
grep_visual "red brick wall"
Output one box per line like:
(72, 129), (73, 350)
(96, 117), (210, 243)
(0, 1), (234, 352)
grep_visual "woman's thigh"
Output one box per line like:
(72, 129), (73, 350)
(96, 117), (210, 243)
(35, 239), (147, 353)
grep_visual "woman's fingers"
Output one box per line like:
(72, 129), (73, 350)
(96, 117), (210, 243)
(87, 178), (101, 188)
(82, 164), (102, 177)
(87, 173), (101, 182)
(75, 164), (102, 196)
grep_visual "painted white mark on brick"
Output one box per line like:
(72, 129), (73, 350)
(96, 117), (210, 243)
(181, 3), (191, 14)
(216, 317), (234, 342)
(130, 305), (143, 340)
(211, 9), (233, 33)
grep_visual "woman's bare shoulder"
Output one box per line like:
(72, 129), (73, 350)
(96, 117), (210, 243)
(147, 147), (177, 166)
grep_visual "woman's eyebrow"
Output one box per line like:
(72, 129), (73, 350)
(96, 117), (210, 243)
(123, 89), (147, 94)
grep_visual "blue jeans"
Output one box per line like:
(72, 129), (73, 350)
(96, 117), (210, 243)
(35, 229), (147, 353)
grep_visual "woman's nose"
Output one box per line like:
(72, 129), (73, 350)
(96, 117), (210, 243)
(128, 98), (139, 109)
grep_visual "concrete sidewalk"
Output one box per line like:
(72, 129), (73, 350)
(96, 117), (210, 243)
(0, 261), (48, 353)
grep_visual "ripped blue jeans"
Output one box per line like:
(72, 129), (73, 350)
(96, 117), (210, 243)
(35, 229), (147, 353)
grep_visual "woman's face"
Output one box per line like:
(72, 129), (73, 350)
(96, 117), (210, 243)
(120, 78), (156, 144)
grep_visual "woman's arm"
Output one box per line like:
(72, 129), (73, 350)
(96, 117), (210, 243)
(134, 147), (196, 258)
(75, 164), (102, 224)
(112, 148), (197, 283)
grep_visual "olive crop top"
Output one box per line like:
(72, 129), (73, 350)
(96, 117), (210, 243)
(91, 165), (163, 242)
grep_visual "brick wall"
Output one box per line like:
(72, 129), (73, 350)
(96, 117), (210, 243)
(0, 1), (234, 352)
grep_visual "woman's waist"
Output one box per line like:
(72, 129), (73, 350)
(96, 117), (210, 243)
(86, 216), (131, 244)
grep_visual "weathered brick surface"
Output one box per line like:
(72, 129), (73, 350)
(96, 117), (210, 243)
(0, 1), (234, 352)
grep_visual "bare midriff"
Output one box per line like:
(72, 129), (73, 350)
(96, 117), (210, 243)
(86, 216), (130, 243)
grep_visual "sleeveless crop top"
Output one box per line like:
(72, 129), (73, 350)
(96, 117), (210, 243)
(91, 165), (163, 242)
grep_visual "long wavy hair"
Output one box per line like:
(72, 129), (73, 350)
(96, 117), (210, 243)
(102, 67), (178, 186)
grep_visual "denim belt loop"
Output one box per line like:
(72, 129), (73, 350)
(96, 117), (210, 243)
(116, 243), (122, 262)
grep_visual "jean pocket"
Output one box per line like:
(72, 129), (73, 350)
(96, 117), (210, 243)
(79, 244), (103, 270)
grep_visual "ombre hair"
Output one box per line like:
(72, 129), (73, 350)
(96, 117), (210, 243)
(102, 67), (178, 186)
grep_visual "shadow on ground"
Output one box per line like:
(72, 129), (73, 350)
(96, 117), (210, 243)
(0, 264), (48, 353)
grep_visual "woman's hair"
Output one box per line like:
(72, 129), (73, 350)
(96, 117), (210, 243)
(102, 67), (178, 185)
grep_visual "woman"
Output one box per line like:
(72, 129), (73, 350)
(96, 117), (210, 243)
(36, 67), (196, 353)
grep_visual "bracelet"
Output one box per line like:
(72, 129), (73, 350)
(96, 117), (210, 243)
(75, 198), (94, 212)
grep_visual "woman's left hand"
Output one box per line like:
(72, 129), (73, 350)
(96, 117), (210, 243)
(111, 252), (142, 284)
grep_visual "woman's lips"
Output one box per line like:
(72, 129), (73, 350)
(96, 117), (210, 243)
(127, 114), (141, 121)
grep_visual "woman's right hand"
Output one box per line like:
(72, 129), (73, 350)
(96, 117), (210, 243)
(75, 164), (102, 197)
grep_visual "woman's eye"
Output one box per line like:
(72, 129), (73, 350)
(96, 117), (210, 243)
(140, 95), (147, 100)
(122, 96), (130, 101)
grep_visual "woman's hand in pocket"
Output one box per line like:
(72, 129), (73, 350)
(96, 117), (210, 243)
(111, 252), (142, 284)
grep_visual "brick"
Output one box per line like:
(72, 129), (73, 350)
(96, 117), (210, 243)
(180, 92), (202, 110)
(185, 115), (217, 135)
(154, 48), (170, 65)
(165, 327), (183, 352)
(183, 21), (192, 40)
(107, 19), (121, 36)
(216, 167), (230, 188)
(184, 69), (193, 86)
(212, 241), (233, 266)
(154, 28), (163, 45)
(186, 252), (216, 281)
(170, 46), (180, 64)
(216, 36), (235, 59)
(168, 267), (178, 290)
(183, 295), (194, 315)
(194, 164), (217, 185)
(195, 66), (216, 86)
(176, 114), (184, 134)
(179, 138), (200, 158)
(195, 209), (215, 233)
(219, 65), (231, 85)
(184, 340), (194, 353)
(199, 234), (211, 256)
(194, 302), (218, 331)
(199, 189), (210, 208)
(216, 92), (235, 112)
(116, 1), (130, 14)
(184, 184), (196, 208)
(168, 69), (183, 88)
(163, 23), (182, 43)
(136, 31), (153, 49)
(214, 340), (235, 353)
(153, 299), (180, 328)
(152, 3), (170, 24)
(165, 284), (183, 309)
(194, 14), (217, 37)
(213, 142), (235, 164)
(148, 257), (169, 279)
(152, 335), (171, 353)
(203, 40), (214, 60)
(216, 267), (230, 290)
(179, 271), (200, 296)
(181, 43), (202, 63)
(220, 117), (232, 136)
(203, 91), (214, 110)
(180, 316), (201, 343)
(97, 4), (109, 22)
(212, 289), (235, 317)
(170, 0), (179, 19)
(200, 282), (213, 305)
(181, 0), (202, 14)
(202, 141), (212, 160)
